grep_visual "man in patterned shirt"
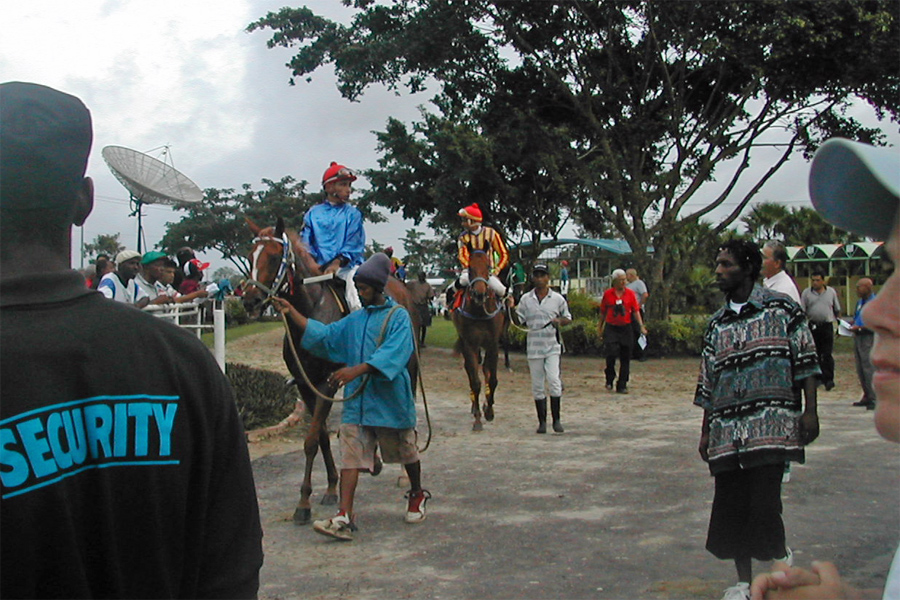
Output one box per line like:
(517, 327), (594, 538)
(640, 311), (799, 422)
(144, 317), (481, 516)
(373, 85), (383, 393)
(694, 238), (820, 600)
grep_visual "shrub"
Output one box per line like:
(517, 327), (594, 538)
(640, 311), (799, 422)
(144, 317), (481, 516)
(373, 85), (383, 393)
(560, 319), (602, 355)
(227, 362), (296, 430)
(645, 315), (709, 357)
(566, 291), (600, 321)
(225, 297), (250, 326)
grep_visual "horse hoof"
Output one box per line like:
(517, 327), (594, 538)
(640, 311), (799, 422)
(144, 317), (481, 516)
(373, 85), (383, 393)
(320, 493), (338, 506)
(292, 507), (311, 525)
(472, 420), (483, 432)
(484, 405), (494, 421)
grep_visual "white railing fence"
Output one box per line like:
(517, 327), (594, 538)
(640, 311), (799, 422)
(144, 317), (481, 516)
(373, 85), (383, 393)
(143, 301), (226, 373)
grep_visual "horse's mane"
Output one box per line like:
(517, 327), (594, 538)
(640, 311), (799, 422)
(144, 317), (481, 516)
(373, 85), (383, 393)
(284, 228), (322, 277)
(258, 225), (322, 277)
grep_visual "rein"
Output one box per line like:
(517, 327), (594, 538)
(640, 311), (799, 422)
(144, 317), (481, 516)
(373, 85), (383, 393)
(457, 281), (504, 321)
(281, 304), (433, 452)
(280, 304), (400, 404)
(250, 231), (431, 450)
(504, 303), (567, 353)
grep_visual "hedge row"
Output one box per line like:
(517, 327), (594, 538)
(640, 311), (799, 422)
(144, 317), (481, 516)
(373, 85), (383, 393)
(226, 362), (296, 430)
(507, 315), (709, 358)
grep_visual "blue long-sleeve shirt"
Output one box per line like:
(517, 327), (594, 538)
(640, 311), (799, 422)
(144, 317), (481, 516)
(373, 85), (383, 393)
(300, 298), (416, 428)
(301, 201), (365, 268)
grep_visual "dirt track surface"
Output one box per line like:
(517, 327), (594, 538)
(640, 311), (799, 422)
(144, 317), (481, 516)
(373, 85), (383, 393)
(230, 328), (899, 600)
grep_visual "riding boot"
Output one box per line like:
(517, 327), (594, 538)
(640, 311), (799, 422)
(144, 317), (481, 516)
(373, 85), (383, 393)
(534, 398), (547, 434)
(550, 396), (564, 433)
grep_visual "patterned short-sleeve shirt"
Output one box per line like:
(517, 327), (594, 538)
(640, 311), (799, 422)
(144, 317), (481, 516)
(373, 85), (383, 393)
(694, 284), (820, 475)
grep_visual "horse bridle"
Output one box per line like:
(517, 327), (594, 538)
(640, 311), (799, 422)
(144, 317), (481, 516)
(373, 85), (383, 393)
(246, 233), (295, 303)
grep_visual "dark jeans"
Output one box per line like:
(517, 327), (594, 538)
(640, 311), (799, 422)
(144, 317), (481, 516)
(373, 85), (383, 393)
(604, 324), (633, 390)
(707, 463), (786, 561)
(809, 321), (835, 385)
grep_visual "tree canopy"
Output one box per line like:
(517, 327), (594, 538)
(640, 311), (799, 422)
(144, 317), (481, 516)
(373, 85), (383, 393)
(250, 0), (899, 316)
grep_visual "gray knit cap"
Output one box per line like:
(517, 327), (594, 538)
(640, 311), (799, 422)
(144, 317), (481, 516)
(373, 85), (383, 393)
(353, 252), (391, 292)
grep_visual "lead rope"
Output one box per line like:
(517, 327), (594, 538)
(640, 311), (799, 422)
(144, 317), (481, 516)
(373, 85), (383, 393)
(411, 334), (432, 452)
(280, 303), (432, 452)
(505, 302), (566, 353)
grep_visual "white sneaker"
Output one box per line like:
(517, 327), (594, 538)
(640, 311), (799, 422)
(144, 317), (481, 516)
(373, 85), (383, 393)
(404, 489), (431, 524)
(313, 512), (355, 541)
(721, 582), (750, 600)
(775, 546), (794, 566)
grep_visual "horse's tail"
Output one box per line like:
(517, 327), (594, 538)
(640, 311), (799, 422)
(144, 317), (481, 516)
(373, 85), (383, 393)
(453, 337), (464, 357)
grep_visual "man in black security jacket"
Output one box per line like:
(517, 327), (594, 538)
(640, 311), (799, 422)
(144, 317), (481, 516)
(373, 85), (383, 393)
(0, 81), (263, 599)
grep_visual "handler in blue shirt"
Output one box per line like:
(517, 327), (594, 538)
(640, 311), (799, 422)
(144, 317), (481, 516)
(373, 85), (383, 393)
(302, 161), (366, 311)
(271, 253), (430, 542)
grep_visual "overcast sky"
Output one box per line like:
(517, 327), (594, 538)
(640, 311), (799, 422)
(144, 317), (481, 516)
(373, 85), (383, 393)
(2, 1), (896, 275)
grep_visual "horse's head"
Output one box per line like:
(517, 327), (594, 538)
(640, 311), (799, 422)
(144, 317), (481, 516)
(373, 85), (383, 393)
(466, 250), (492, 307)
(243, 217), (325, 317)
(242, 217), (286, 316)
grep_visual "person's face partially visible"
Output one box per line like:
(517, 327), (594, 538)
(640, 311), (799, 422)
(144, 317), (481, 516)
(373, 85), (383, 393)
(118, 258), (141, 280)
(863, 217), (900, 442)
(460, 217), (479, 233)
(326, 179), (352, 203)
(532, 270), (549, 289)
(356, 282), (379, 307)
(761, 245), (780, 279)
(715, 250), (746, 295)
(160, 267), (176, 286)
(811, 275), (825, 291)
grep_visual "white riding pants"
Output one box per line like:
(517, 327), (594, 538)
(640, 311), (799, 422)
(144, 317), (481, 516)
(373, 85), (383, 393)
(459, 271), (507, 297)
(337, 266), (362, 312)
(528, 353), (562, 400)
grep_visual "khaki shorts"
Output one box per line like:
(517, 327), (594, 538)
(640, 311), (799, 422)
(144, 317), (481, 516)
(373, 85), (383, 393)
(338, 424), (420, 470)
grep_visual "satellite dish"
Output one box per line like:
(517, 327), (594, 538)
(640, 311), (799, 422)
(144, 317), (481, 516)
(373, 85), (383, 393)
(102, 145), (204, 252)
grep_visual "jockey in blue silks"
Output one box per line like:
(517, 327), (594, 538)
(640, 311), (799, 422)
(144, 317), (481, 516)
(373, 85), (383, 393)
(301, 161), (366, 311)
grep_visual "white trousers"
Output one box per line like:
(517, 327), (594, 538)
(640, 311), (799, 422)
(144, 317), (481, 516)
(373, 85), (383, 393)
(459, 271), (507, 297)
(528, 353), (562, 400)
(337, 266), (362, 312)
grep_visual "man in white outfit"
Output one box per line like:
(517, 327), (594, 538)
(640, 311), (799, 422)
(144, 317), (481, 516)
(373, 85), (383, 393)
(507, 264), (572, 434)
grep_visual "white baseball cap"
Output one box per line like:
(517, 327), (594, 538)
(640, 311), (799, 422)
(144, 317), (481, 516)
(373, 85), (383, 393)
(808, 138), (900, 240)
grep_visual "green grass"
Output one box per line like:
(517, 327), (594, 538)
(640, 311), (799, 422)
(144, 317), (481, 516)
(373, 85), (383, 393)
(201, 320), (283, 348)
(200, 316), (459, 351)
(424, 315), (458, 349)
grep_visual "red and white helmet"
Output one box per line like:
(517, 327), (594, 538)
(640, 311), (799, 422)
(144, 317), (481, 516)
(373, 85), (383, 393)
(322, 161), (357, 186)
(458, 202), (483, 222)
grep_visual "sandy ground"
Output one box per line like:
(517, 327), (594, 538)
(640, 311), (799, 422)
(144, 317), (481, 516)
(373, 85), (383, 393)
(229, 328), (899, 600)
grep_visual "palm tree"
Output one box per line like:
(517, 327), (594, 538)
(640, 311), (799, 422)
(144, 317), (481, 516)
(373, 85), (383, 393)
(741, 202), (790, 241)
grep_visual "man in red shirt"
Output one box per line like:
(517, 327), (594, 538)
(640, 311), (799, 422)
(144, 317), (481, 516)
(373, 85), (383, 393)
(597, 269), (647, 394)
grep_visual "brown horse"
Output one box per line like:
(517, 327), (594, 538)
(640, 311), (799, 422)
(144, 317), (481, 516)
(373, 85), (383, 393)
(452, 250), (506, 431)
(242, 217), (418, 525)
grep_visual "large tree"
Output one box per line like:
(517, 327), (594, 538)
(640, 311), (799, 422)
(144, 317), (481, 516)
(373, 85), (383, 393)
(83, 233), (125, 262)
(250, 0), (899, 316)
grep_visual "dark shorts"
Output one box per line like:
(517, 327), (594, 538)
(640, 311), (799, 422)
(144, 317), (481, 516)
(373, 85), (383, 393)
(706, 463), (786, 561)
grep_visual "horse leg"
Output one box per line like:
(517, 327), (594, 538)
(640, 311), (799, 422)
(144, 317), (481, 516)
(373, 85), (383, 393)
(464, 348), (483, 431)
(483, 347), (499, 422)
(317, 401), (339, 506)
(503, 336), (511, 371)
(292, 396), (325, 525)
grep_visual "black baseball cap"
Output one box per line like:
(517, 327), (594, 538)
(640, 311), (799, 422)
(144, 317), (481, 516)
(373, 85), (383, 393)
(0, 81), (93, 210)
(532, 264), (549, 274)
